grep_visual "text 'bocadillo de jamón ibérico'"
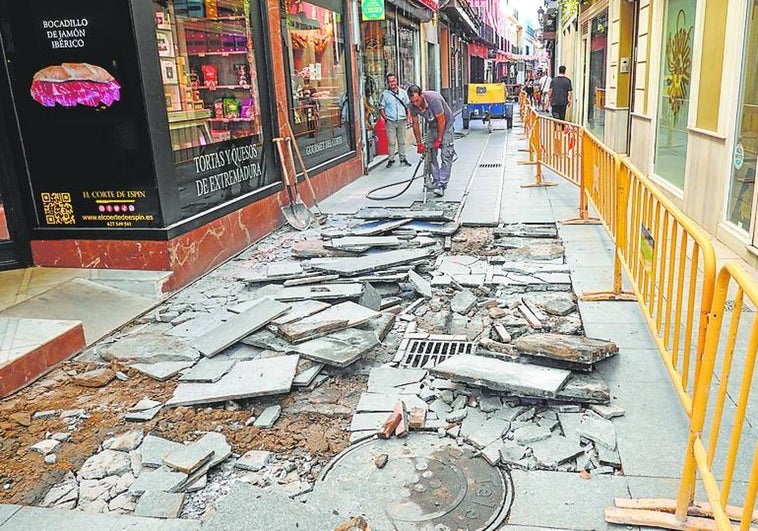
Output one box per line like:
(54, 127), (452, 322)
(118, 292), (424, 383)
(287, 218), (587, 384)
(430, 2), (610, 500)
(30, 63), (121, 108)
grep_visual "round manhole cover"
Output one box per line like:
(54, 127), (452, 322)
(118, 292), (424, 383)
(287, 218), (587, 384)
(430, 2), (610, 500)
(317, 434), (513, 530)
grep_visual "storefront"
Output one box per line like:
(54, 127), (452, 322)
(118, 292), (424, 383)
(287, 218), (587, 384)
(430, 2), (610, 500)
(359, 0), (431, 162)
(0, 0), (360, 285)
(585, 9), (608, 140)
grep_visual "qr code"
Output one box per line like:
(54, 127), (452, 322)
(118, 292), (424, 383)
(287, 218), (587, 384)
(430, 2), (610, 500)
(41, 192), (76, 225)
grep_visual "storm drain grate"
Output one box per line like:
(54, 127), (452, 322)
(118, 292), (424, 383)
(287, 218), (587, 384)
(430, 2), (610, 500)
(478, 162), (503, 168)
(393, 335), (477, 368)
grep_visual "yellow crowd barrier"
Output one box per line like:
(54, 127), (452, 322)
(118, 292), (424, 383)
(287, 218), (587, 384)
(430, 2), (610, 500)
(606, 263), (758, 529)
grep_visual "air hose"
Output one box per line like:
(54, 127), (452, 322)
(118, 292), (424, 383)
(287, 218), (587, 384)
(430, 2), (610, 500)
(365, 156), (426, 201)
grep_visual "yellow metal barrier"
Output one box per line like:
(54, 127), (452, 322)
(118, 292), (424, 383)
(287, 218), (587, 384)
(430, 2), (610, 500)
(606, 262), (758, 530)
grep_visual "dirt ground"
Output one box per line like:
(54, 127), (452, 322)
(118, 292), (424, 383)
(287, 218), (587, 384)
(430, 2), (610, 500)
(0, 359), (359, 506)
(451, 227), (496, 255)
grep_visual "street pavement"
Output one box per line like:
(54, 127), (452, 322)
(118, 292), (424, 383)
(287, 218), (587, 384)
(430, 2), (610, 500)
(0, 110), (734, 530)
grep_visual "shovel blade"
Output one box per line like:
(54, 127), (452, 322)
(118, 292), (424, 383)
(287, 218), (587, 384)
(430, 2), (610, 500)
(278, 195), (313, 231)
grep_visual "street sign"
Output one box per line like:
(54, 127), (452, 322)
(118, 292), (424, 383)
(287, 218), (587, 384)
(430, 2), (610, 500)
(362, 0), (385, 20)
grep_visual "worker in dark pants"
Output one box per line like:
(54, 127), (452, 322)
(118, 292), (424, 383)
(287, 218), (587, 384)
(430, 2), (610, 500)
(408, 84), (455, 197)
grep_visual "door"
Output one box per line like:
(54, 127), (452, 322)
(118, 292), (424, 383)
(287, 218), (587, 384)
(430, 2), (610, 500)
(0, 27), (31, 270)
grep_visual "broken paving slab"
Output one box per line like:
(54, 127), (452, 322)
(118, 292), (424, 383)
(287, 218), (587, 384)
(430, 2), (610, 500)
(235, 450), (272, 472)
(241, 328), (294, 353)
(277, 301), (380, 343)
(327, 236), (404, 251)
(308, 248), (434, 277)
(138, 435), (186, 468)
(131, 361), (194, 382)
(512, 333), (618, 368)
(291, 329), (380, 368)
(431, 354), (571, 399)
(403, 220), (460, 236)
(126, 405), (162, 422)
(266, 261), (305, 279)
(466, 418), (510, 449)
(162, 443), (214, 474)
(367, 367), (427, 390)
(102, 332), (200, 365)
(408, 269), (432, 298)
(450, 290), (477, 314)
(192, 432), (232, 468)
(267, 283), (364, 302)
(355, 207), (454, 222)
(349, 412), (389, 432)
(554, 373), (611, 405)
(357, 312), (396, 342)
(133, 491), (185, 519)
(348, 218), (412, 236)
(270, 301), (331, 327)
(358, 282), (382, 311)
(179, 358), (236, 383)
(129, 468), (187, 495)
(356, 392), (428, 413)
(291, 240), (357, 259)
(191, 298), (290, 358)
(253, 405), (281, 428)
(493, 223), (558, 239)
(577, 412), (618, 450)
(530, 435), (584, 468)
(292, 361), (324, 387)
(166, 355), (299, 407)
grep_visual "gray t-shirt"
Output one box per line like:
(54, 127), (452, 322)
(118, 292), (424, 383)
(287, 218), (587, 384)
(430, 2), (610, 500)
(550, 76), (573, 106)
(411, 91), (453, 131)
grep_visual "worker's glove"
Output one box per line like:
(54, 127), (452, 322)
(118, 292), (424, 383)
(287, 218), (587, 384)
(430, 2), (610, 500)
(433, 139), (442, 150)
(417, 143), (425, 154)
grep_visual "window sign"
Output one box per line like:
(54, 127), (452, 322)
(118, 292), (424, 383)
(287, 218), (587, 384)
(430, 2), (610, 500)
(282, 0), (353, 168)
(0, 0), (161, 229)
(653, 0), (696, 189)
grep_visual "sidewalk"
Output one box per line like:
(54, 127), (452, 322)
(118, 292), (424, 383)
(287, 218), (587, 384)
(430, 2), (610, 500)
(0, 111), (741, 530)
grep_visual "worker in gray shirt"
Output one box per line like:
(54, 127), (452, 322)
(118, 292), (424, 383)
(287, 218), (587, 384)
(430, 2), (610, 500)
(378, 74), (412, 168)
(408, 85), (455, 197)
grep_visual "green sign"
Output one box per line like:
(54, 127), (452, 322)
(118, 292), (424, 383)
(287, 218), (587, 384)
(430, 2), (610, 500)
(362, 0), (385, 20)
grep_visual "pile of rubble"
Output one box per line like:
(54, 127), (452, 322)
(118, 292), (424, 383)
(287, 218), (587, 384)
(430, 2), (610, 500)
(29, 210), (628, 523)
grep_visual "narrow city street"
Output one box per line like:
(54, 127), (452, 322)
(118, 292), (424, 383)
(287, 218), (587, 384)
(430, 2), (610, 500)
(0, 113), (692, 530)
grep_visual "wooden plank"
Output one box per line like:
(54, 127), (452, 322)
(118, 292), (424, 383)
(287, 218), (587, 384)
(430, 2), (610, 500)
(612, 497), (758, 524)
(604, 506), (739, 531)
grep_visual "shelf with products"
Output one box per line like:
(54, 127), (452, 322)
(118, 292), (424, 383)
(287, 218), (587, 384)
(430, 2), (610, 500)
(189, 51), (248, 57)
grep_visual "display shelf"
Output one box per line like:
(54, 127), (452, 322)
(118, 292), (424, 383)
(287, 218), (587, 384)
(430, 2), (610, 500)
(209, 117), (254, 122)
(184, 16), (245, 22)
(168, 109), (212, 123)
(197, 85), (251, 90)
(189, 51), (247, 56)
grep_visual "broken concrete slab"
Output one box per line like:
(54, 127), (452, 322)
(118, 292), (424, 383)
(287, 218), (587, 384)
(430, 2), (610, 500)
(277, 302), (380, 343)
(291, 240), (357, 259)
(554, 373), (611, 405)
(431, 355), (571, 399)
(309, 248), (434, 277)
(138, 435), (185, 468)
(131, 361), (194, 382)
(590, 404), (626, 419)
(178, 358), (236, 383)
(103, 430), (144, 452)
(72, 368), (115, 388)
(266, 262), (305, 279)
(31, 440), (60, 456)
(500, 442), (527, 464)
(577, 412), (617, 450)
(133, 491), (185, 518)
(292, 329), (379, 368)
(355, 392), (428, 413)
(597, 445), (622, 468)
(235, 450), (273, 472)
(327, 236), (404, 251)
(192, 433), (232, 468)
(166, 356), (298, 407)
(79, 450), (132, 480)
(512, 333), (618, 367)
(403, 220), (460, 236)
(270, 301), (332, 327)
(350, 412), (389, 432)
(129, 468), (187, 495)
(125, 406), (162, 422)
(357, 312), (396, 342)
(253, 405), (281, 428)
(530, 435), (584, 468)
(103, 332), (200, 365)
(283, 275), (341, 287)
(367, 367), (427, 390)
(512, 425), (552, 445)
(162, 444), (214, 475)
(355, 207), (454, 222)
(292, 361), (324, 387)
(408, 269), (432, 298)
(466, 418), (509, 448)
(349, 218), (412, 236)
(494, 223), (558, 239)
(447, 290), (476, 315)
(191, 299), (290, 358)
(267, 283), (364, 302)
(241, 328), (296, 353)
(359, 282), (382, 311)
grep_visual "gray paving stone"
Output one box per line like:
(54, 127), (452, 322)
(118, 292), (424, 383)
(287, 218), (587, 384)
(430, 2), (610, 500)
(191, 298), (290, 357)
(167, 355), (298, 406)
(102, 430), (144, 452)
(450, 289), (477, 314)
(554, 373), (611, 404)
(79, 449), (131, 480)
(359, 282), (382, 311)
(512, 333), (618, 367)
(597, 444), (622, 468)
(349, 412), (391, 432)
(466, 417), (509, 448)
(356, 207), (452, 221)
(162, 443), (214, 474)
(477, 396), (502, 413)
(408, 269), (432, 298)
(431, 355), (571, 399)
(590, 403), (626, 419)
(266, 261), (304, 279)
(235, 450), (273, 471)
(270, 301), (331, 326)
(428, 398), (452, 417)
(309, 248), (434, 276)
(357, 311), (396, 341)
(253, 405), (281, 428)
(102, 331), (200, 365)
(0, 505), (200, 530)
(493, 404), (524, 422)
(241, 328), (293, 352)
(178, 358), (236, 383)
(191, 432), (232, 468)
(129, 468), (188, 495)
(133, 491), (186, 518)
(348, 218), (412, 236)
(137, 435), (185, 468)
(131, 361), (194, 381)
(512, 424), (552, 445)
(327, 236), (403, 250)
(277, 301), (379, 343)
(530, 435), (584, 468)
(30, 440), (59, 456)
(292, 361), (323, 387)
(125, 405), (162, 422)
(459, 407), (487, 438)
(577, 412), (617, 450)
(499, 442), (527, 464)
(367, 367), (427, 390)
(481, 439), (505, 465)
(292, 329), (380, 367)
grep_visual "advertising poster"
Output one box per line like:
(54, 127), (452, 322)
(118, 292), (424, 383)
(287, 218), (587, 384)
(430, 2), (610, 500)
(0, 0), (162, 229)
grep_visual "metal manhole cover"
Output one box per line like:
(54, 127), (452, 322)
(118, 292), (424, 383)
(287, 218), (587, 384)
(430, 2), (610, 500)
(398, 337), (476, 368)
(478, 162), (502, 168)
(316, 435), (513, 530)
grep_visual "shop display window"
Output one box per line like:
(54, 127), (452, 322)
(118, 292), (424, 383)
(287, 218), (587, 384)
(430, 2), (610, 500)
(282, 0), (353, 168)
(726, 0), (758, 232)
(653, 0), (696, 189)
(154, 0), (268, 216)
(586, 11), (607, 141)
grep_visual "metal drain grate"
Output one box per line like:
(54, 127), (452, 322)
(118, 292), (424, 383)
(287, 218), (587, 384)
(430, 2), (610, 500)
(394, 335), (476, 368)
(478, 162), (503, 168)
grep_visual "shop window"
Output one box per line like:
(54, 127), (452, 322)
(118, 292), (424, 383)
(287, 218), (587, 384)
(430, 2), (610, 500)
(398, 23), (418, 87)
(282, 0), (353, 169)
(153, 0), (269, 217)
(653, 0), (696, 189)
(726, 1), (758, 232)
(586, 10), (607, 140)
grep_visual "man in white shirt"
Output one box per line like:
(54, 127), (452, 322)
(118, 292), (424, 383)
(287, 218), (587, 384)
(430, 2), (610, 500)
(538, 71), (552, 112)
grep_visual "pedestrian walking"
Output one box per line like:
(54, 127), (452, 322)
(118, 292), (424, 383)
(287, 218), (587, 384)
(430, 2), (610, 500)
(378, 74), (412, 168)
(408, 84), (455, 197)
(524, 73), (535, 106)
(548, 65), (573, 121)
(538, 70), (552, 112)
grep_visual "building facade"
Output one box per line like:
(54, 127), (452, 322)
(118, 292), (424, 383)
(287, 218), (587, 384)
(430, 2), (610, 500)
(0, 0), (363, 289)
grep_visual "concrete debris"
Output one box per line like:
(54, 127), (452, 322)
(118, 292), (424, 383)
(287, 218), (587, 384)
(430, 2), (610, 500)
(72, 368), (116, 388)
(179, 358), (236, 383)
(137, 435), (186, 468)
(271, 300), (332, 326)
(590, 403), (626, 419)
(253, 405), (282, 428)
(450, 289), (477, 314)
(162, 443), (214, 474)
(408, 269), (433, 298)
(555, 373), (611, 405)
(359, 282), (382, 311)
(192, 432), (232, 468)
(292, 361), (324, 387)
(268, 283), (364, 302)
(31, 439), (60, 456)
(128, 468), (187, 495)
(235, 450), (273, 472)
(356, 207), (454, 222)
(494, 223), (558, 239)
(292, 329), (380, 367)
(283, 274), (341, 287)
(309, 248), (435, 276)
(348, 218), (412, 236)
(103, 430), (144, 452)
(512, 333), (619, 367)
(277, 301), (380, 343)
(103, 331), (201, 365)
(133, 491), (186, 518)
(577, 411), (618, 450)
(79, 449), (132, 480)
(131, 361), (194, 381)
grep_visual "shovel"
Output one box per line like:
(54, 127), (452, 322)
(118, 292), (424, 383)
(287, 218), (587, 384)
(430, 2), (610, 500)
(274, 137), (312, 231)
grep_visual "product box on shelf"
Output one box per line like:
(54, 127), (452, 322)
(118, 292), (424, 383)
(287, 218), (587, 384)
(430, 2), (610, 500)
(210, 129), (232, 142)
(205, 0), (219, 18)
(185, 30), (207, 54)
